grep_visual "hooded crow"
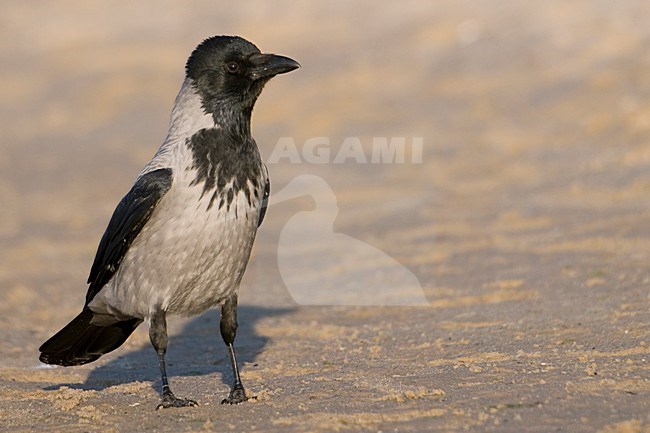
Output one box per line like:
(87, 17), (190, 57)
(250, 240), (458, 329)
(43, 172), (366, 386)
(39, 35), (299, 408)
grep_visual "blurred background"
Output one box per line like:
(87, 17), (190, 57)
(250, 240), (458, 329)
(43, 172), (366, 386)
(0, 1), (649, 431)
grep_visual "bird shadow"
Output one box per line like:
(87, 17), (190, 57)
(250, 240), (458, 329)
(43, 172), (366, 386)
(42, 305), (292, 394)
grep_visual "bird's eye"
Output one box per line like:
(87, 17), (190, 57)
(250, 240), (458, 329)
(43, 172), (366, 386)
(226, 62), (239, 73)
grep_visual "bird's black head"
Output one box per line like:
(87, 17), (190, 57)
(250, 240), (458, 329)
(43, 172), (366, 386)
(186, 36), (299, 124)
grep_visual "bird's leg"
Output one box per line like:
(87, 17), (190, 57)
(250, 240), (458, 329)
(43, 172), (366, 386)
(220, 294), (249, 404)
(150, 309), (197, 409)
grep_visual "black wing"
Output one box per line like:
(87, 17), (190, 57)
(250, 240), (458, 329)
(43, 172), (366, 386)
(85, 168), (173, 305)
(257, 176), (270, 227)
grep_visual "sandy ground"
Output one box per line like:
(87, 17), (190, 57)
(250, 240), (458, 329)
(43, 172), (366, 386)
(1, 1), (649, 432)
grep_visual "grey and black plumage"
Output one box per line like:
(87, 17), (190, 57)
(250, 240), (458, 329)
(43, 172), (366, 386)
(39, 35), (299, 408)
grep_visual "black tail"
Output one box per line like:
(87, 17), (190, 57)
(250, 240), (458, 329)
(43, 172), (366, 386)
(39, 308), (141, 366)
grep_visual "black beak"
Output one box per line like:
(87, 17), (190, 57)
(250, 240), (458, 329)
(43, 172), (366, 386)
(249, 53), (300, 80)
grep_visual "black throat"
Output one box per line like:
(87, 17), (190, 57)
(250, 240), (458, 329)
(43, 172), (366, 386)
(191, 75), (267, 140)
(211, 98), (253, 139)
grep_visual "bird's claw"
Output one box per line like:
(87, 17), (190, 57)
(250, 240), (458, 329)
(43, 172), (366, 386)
(156, 391), (198, 409)
(221, 384), (248, 404)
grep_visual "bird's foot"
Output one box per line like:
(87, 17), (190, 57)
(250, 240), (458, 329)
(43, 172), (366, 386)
(156, 390), (198, 409)
(221, 383), (249, 404)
